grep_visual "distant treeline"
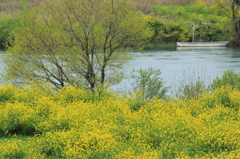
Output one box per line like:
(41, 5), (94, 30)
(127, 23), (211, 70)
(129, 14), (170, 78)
(143, 3), (231, 44)
(0, 0), (233, 48)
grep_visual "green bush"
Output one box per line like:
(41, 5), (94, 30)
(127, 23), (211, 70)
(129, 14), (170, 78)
(210, 70), (240, 90)
(0, 84), (15, 102)
(129, 67), (168, 99)
(0, 16), (18, 47)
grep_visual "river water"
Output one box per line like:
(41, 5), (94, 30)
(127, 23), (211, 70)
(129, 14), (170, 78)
(1, 47), (240, 95)
(114, 46), (240, 95)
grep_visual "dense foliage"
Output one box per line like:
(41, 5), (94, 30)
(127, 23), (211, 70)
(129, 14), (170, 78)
(0, 16), (18, 48)
(0, 83), (239, 158)
(0, 0), (234, 48)
(215, 0), (240, 45)
(144, 2), (231, 44)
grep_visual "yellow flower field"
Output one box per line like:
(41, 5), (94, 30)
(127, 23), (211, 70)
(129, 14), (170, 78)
(0, 84), (239, 158)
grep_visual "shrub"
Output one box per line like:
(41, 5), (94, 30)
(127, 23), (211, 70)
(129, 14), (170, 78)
(0, 102), (37, 135)
(129, 67), (168, 99)
(0, 16), (18, 47)
(210, 70), (240, 90)
(0, 84), (15, 102)
(200, 85), (240, 110)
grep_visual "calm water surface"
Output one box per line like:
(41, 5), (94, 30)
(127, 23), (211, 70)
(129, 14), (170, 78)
(115, 46), (240, 94)
(1, 47), (240, 94)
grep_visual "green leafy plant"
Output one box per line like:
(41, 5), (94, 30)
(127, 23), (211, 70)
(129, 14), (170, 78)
(129, 67), (168, 99)
(210, 70), (240, 90)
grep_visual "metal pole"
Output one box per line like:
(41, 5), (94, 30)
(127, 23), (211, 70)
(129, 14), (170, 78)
(192, 25), (195, 43)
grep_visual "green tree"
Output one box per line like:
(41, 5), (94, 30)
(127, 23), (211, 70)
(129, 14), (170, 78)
(4, 0), (151, 90)
(216, 0), (240, 45)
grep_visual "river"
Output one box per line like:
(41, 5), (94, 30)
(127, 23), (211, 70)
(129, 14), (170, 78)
(114, 46), (240, 95)
(1, 47), (240, 95)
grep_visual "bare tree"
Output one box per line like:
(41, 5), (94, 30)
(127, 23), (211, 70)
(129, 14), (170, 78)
(4, 0), (151, 91)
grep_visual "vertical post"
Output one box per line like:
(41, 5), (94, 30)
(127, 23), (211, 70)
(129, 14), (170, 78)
(192, 25), (195, 43)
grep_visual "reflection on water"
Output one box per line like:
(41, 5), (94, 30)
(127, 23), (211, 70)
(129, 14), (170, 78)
(176, 46), (228, 51)
(114, 46), (240, 95)
(143, 45), (177, 51)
